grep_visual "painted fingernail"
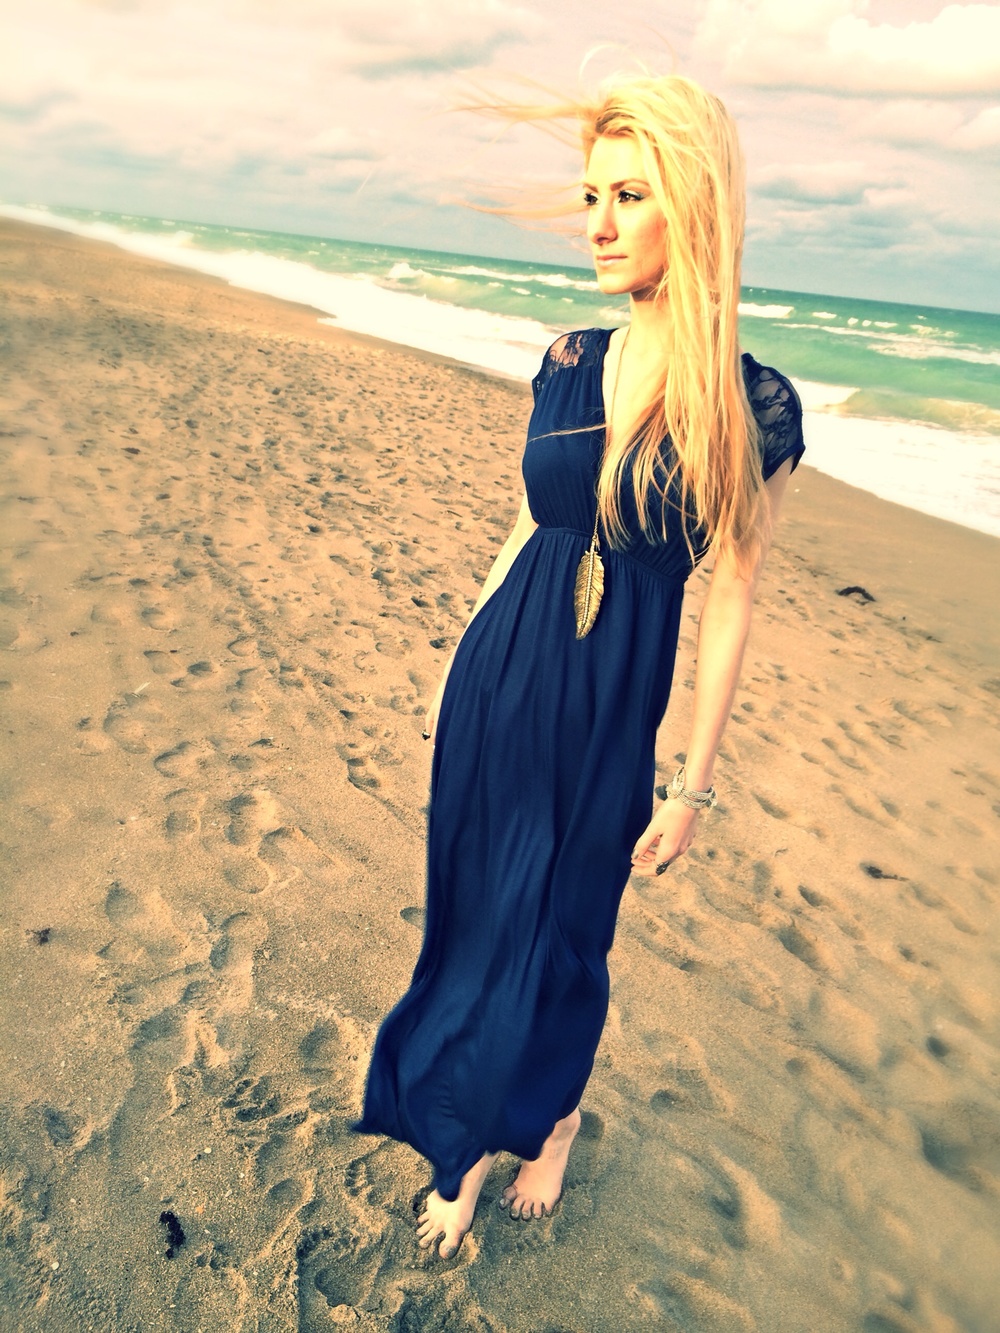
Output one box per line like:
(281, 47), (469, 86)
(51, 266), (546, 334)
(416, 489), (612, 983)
(655, 861), (671, 875)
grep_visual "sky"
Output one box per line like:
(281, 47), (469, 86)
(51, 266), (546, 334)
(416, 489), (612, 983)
(2, 0), (1000, 313)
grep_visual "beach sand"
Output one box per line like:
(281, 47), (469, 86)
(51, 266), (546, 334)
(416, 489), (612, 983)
(2, 217), (998, 1333)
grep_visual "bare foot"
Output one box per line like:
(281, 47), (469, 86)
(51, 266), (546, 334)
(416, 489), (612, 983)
(500, 1107), (581, 1219)
(416, 1152), (497, 1259)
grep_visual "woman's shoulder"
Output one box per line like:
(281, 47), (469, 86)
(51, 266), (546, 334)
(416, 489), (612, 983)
(741, 351), (806, 479)
(531, 328), (612, 400)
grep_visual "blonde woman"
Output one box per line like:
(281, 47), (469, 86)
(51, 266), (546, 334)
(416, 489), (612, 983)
(355, 74), (804, 1259)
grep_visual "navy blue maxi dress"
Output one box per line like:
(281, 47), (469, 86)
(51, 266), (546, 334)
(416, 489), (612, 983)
(355, 328), (805, 1201)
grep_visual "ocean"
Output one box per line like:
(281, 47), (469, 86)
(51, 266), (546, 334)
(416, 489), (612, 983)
(4, 202), (999, 538)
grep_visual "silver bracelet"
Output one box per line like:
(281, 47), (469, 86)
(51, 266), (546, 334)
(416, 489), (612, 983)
(666, 764), (717, 811)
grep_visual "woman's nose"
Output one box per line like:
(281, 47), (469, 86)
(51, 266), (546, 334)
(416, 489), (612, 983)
(588, 199), (617, 245)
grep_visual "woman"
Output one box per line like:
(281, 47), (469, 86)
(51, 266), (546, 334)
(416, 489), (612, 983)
(354, 74), (804, 1260)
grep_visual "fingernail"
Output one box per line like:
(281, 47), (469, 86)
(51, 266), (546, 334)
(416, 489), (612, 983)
(655, 862), (670, 875)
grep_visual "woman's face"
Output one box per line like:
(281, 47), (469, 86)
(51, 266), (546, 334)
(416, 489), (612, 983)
(584, 134), (667, 299)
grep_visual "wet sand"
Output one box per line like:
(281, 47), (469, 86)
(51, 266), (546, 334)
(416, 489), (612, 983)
(1, 217), (999, 1332)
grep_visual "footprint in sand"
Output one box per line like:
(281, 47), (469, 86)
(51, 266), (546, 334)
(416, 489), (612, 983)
(298, 1015), (366, 1116)
(140, 604), (176, 631)
(74, 715), (113, 756)
(103, 881), (187, 960)
(143, 648), (177, 674)
(164, 788), (204, 841)
(209, 911), (268, 1016)
(774, 918), (838, 975)
(154, 738), (216, 779)
(646, 1035), (733, 1115)
(103, 692), (166, 756)
(259, 825), (347, 887)
(227, 634), (258, 658)
(170, 658), (221, 691)
(41, 1106), (88, 1150)
(214, 790), (309, 895)
(297, 1224), (386, 1328)
(640, 1273), (756, 1332)
(916, 1101), (1000, 1193)
(227, 666), (269, 717)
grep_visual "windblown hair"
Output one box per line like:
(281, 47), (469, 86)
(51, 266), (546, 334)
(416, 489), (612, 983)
(469, 74), (767, 569)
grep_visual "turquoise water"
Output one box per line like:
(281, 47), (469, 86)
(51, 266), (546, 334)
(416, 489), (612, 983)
(4, 203), (1000, 535)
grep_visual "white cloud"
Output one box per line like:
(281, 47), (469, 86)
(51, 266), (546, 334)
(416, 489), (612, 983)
(954, 104), (1000, 151)
(0, 0), (544, 182)
(753, 160), (873, 204)
(849, 98), (1000, 156)
(696, 1), (1000, 96)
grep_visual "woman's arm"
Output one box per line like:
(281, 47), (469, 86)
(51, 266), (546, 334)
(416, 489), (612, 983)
(631, 457), (795, 876)
(424, 491), (538, 740)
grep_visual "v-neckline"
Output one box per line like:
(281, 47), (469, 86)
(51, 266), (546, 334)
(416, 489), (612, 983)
(598, 325), (621, 427)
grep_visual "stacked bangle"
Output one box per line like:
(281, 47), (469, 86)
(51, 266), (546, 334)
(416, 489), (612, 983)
(666, 764), (717, 811)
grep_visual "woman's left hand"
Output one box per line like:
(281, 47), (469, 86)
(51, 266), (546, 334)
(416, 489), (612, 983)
(630, 797), (701, 877)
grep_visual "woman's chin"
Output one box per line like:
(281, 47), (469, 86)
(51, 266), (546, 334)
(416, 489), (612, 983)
(593, 273), (630, 297)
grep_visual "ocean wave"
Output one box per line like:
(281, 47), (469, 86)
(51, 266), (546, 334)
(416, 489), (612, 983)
(443, 264), (597, 292)
(785, 320), (995, 366)
(794, 380), (858, 411)
(871, 341), (1000, 367)
(837, 390), (1000, 436)
(739, 303), (794, 319)
(386, 261), (425, 281)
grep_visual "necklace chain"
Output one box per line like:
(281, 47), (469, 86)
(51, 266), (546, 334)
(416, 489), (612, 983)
(592, 325), (631, 546)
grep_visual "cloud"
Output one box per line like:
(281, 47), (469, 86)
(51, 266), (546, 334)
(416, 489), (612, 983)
(753, 160), (873, 205)
(695, 1), (1000, 96)
(335, 0), (546, 77)
(850, 98), (1000, 157)
(953, 104), (1000, 152)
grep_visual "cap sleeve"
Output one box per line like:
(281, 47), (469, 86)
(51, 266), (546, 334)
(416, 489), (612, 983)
(531, 331), (590, 402)
(744, 357), (805, 481)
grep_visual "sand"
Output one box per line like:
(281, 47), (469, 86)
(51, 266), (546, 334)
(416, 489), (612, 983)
(1, 217), (998, 1333)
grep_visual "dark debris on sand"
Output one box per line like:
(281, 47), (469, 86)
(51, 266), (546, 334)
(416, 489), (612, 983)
(159, 1210), (186, 1259)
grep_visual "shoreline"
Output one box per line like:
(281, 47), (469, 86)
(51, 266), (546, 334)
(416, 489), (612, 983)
(5, 207), (999, 541)
(2, 217), (999, 1332)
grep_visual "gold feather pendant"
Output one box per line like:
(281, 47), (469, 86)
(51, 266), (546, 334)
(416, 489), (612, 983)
(573, 536), (605, 639)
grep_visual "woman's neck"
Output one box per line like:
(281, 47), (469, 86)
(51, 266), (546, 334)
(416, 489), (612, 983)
(625, 290), (672, 365)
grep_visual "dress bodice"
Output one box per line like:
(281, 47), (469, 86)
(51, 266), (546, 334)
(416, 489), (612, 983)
(523, 327), (805, 584)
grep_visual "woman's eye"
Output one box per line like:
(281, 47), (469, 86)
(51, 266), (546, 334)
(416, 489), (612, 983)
(583, 191), (598, 207)
(619, 190), (643, 203)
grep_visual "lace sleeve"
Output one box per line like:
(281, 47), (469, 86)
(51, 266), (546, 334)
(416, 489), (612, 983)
(746, 360), (805, 481)
(531, 331), (591, 402)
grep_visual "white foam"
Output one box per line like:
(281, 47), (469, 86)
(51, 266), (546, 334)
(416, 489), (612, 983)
(872, 341), (1000, 367)
(1, 203), (559, 381)
(739, 302), (794, 319)
(386, 261), (425, 281)
(802, 411), (1000, 538)
(443, 263), (598, 292)
(794, 380), (858, 411)
(812, 311), (837, 319)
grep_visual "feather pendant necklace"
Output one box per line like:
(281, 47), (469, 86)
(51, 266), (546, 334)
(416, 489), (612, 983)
(574, 326), (630, 639)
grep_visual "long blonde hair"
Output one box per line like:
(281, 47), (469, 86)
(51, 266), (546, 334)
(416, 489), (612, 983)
(469, 74), (766, 568)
